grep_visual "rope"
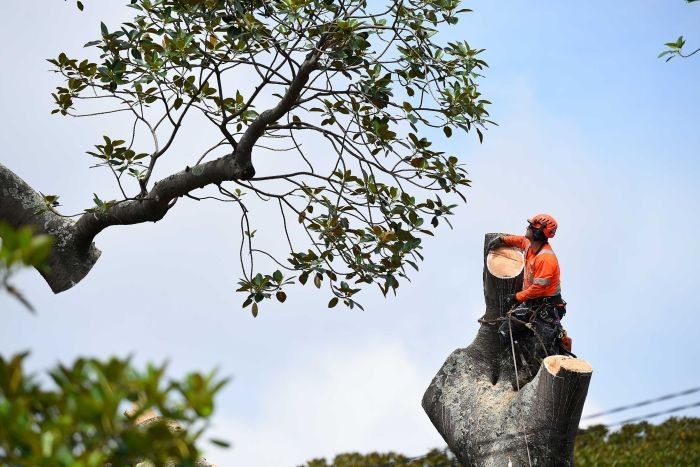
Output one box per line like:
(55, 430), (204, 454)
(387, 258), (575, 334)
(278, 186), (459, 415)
(508, 309), (533, 467)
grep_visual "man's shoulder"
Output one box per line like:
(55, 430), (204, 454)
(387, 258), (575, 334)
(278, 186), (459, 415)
(537, 244), (559, 260)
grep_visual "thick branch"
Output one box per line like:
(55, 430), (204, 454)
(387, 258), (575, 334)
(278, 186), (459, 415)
(73, 152), (255, 249)
(0, 163), (100, 293)
(71, 48), (324, 249)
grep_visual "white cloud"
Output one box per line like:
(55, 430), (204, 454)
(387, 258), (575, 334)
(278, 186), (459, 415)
(579, 398), (612, 428)
(204, 340), (443, 467)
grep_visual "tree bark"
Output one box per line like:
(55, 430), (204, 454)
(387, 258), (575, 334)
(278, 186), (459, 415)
(422, 233), (592, 466)
(0, 163), (101, 293)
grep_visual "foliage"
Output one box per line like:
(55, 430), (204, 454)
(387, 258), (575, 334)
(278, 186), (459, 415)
(49, 0), (490, 314)
(0, 222), (53, 311)
(0, 227), (226, 464)
(575, 417), (700, 466)
(0, 352), (227, 466)
(301, 448), (458, 466)
(659, 0), (699, 61)
(303, 418), (700, 466)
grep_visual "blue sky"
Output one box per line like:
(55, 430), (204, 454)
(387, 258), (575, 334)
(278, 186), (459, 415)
(2, 1), (700, 465)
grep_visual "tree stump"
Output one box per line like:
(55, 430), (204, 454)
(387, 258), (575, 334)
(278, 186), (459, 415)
(422, 233), (592, 466)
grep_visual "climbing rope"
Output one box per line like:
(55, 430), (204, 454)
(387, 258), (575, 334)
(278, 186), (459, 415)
(495, 273), (534, 467)
(507, 305), (534, 467)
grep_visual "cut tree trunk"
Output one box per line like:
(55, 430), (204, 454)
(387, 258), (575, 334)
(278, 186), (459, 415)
(422, 233), (592, 466)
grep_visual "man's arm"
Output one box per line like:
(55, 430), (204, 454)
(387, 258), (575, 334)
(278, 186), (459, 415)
(502, 235), (528, 250)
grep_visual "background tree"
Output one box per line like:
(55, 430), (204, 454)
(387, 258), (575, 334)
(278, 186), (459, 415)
(302, 417), (700, 466)
(575, 417), (700, 466)
(0, 0), (489, 316)
(302, 448), (459, 466)
(0, 224), (226, 465)
(0, 222), (53, 312)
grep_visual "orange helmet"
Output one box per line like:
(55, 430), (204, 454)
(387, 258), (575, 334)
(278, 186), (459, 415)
(528, 214), (558, 238)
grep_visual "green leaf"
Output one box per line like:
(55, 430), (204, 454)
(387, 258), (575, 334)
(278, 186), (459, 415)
(328, 297), (339, 308)
(210, 438), (231, 448)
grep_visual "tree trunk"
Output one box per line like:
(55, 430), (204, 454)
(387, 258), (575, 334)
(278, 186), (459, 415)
(422, 233), (592, 466)
(0, 163), (100, 293)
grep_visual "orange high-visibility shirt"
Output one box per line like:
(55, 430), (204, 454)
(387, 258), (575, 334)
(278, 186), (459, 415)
(502, 235), (561, 302)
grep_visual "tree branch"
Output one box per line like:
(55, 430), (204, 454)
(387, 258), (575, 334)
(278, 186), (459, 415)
(0, 163), (100, 293)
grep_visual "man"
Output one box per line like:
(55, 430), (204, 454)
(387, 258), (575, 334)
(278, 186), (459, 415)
(488, 214), (567, 384)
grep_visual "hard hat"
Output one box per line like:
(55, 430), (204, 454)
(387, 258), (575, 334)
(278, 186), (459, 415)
(527, 214), (558, 238)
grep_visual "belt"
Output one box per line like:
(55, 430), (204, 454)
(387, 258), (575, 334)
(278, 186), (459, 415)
(525, 294), (563, 307)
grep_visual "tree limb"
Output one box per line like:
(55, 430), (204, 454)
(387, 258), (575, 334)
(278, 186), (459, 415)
(0, 163), (100, 293)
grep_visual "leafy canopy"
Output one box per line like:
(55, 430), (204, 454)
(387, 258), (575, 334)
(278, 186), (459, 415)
(0, 353), (227, 466)
(50, 0), (490, 315)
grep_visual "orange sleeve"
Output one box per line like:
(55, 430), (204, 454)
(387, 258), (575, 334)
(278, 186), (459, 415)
(502, 235), (528, 250)
(516, 254), (558, 302)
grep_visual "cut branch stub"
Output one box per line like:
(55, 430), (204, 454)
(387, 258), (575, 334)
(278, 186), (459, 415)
(422, 233), (592, 466)
(486, 246), (523, 280)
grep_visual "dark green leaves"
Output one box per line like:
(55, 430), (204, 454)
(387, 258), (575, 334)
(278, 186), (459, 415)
(575, 418), (700, 465)
(0, 353), (228, 465)
(237, 270), (292, 316)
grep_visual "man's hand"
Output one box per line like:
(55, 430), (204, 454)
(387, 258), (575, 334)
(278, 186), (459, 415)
(487, 236), (504, 251)
(504, 293), (519, 310)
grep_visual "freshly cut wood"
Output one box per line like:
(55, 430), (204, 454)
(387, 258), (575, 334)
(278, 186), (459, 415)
(487, 246), (524, 279)
(423, 233), (592, 466)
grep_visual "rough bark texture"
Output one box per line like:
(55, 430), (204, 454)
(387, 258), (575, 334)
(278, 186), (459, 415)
(0, 163), (101, 293)
(422, 233), (592, 466)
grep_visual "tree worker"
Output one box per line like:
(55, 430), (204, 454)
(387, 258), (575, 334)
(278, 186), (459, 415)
(487, 214), (569, 385)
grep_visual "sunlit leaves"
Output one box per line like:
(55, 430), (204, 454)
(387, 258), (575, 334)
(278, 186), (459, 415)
(0, 353), (227, 465)
(0, 224), (52, 273)
(0, 223), (53, 311)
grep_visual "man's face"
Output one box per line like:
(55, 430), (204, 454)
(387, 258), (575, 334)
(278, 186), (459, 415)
(525, 224), (534, 240)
